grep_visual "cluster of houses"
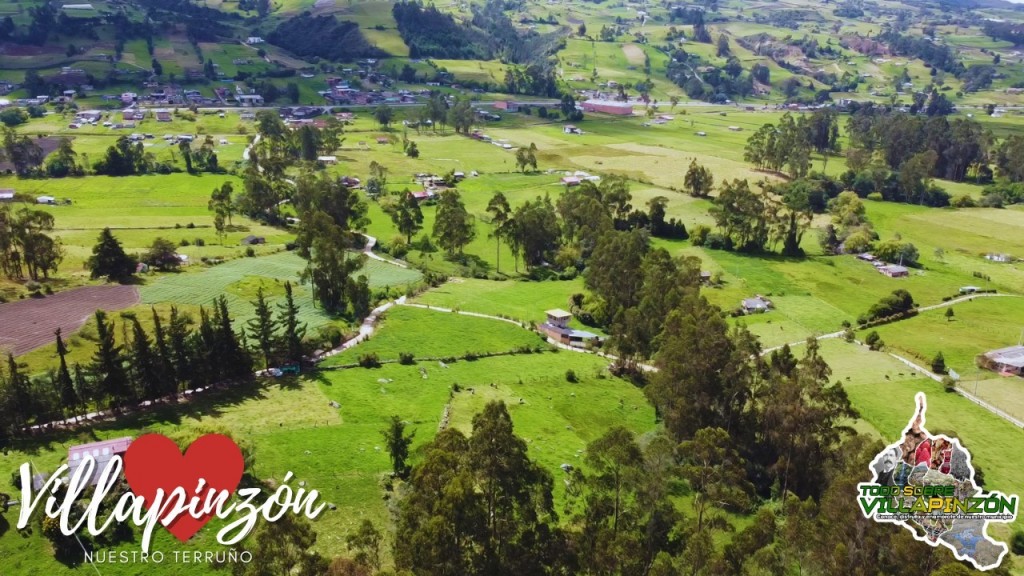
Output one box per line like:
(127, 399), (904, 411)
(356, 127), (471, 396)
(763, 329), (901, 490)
(409, 172), (467, 202)
(856, 253), (909, 278)
(321, 76), (418, 106)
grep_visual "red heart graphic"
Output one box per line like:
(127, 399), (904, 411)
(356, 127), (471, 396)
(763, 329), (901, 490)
(123, 433), (244, 542)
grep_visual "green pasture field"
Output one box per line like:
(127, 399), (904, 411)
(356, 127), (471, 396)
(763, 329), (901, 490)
(199, 43), (274, 78)
(320, 304), (544, 366)
(557, 39), (683, 102)
(0, 173), (288, 275)
(821, 339), (1024, 539)
(410, 277), (588, 325)
(0, 346), (652, 574)
(866, 202), (1024, 295)
(863, 296), (1024, 381)
(432, 59), (508, 86)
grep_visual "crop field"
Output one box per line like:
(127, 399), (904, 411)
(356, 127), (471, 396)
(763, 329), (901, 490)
(139, 251), (421, 327)
(0, 285), (139, 356)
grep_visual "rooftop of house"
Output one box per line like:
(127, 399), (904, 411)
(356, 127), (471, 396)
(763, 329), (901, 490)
(985, 345), (1024, 368)
(742, 296), (771, 308)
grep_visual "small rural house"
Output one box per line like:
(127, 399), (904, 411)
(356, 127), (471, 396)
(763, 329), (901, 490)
(494, 101), (520, 112)
(878, 264), (909, 278)
(36, 195), (56, 205)
(741, 295), (772, 314)
(563, 125), (581, 135)
(0, 189), (14, 202)
(241, 235), (265, 245)
(699, 271), (712, 284)
(985, 253), (1012, 263)
(540, 309), (601, 348)
(317, 156), (337, 164)
(959, 286), (981, 294)
(561, 176), (581, 186)
(155, 109), (172, 122)
(979, 345), (1024, 377)
(68, 437), (133, 486)
(411, 190), (435, 202)
(581, 99), (634, 115)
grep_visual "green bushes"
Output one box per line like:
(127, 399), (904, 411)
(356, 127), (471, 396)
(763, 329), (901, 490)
(358, 352), (382, 368)
(858, 289), (916, 325)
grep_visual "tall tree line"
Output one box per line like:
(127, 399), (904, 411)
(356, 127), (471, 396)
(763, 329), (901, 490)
(0, 288), (310, 440)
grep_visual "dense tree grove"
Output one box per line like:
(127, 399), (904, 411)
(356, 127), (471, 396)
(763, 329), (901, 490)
(741, 106), (1010, 210)
(395, 401), (566, 575)
(386, 336), (982, 576)
(1, 126), (44, 177)
(393, 0), (563, 68)
(293, 172), (370, 315)
(267, 14), (386, 61)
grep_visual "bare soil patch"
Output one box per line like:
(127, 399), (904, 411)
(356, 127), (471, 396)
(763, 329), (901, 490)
(0, 285), (140, 356)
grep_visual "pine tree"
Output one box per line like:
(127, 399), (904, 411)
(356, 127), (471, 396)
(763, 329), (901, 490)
(196, 305), (218, 386)
(931, 351), (946, 374)
(90, 310), (132, 411)
(382, 415), (415, 479)
(278, 282), (307, 364)
(87, 228), (137, 280)
(151, 308), (175, 397)
(54, 328), (78, 417)
(5, 353), (31, 431)
(72, 363), (90, 414)
(216, 296), (253, 379)
(167, 305), (192, 392)
(247, 287), (278, 369)
(129, 317), (161, 401)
